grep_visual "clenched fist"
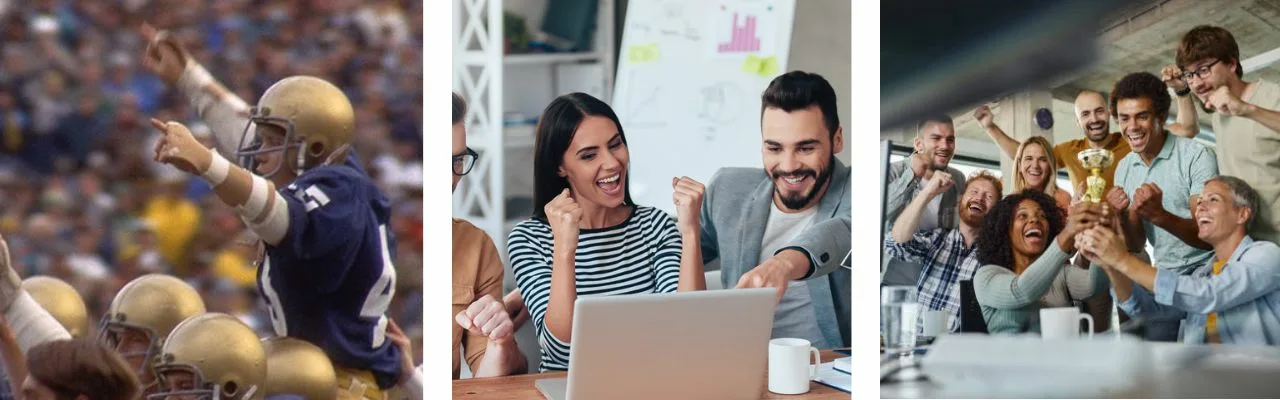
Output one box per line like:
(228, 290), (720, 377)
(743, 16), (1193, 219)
(1205, 86), (1255, 117)
(1105, 186), (1130, 213)
(1131, 183), (1165, 220)
(151, 118), (212, 176)
(545, 189), (583, 244)
(455, 295), (515, 342)
(973, 105), (996, 129)
(671, 176), (705, 234)
(1161, 65), (1188, 93)
(922, 172), (953, 198)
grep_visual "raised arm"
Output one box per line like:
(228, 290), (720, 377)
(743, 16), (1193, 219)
(673, 177), (707, 291)
(1164, 65), (1201, 138)
(1133, 183), (1211, 250)
(149, 120), (291, 246)
(1207, 85), (1280, 134)
(0, 236), (70, 351)
(892, 172), (952, 243)
(973, 240), (1073, 309)
(974, 105), (1021, 160)
(139, 24), (252, 156)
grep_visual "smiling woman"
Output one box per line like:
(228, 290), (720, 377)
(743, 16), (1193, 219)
(971, 190), (1110, 334)
(508, 92), (708, 372)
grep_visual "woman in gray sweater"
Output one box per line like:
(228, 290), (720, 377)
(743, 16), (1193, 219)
(973, 190), (1111, 333)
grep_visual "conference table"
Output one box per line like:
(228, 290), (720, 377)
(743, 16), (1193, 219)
(881, 336), (1280, 398)
(454, 349), (849, 399)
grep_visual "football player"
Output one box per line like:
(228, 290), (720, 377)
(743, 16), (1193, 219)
(149, 313), (266, 400)
(99, 274), (207, 395)
(140, 25), (403, 394)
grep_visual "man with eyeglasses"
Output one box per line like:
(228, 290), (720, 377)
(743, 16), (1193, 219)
(451, 92), (526, 379)
(1177, 25), (1280, 247)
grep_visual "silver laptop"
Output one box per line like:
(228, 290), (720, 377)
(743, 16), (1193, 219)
(535, 288), (776, 400)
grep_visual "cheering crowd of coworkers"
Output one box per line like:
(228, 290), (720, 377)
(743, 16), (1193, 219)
(452, 71), (852, 377)
(884, 25), (1280, 345)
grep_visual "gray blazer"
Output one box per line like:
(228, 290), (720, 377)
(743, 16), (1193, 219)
(699, 160), (851, 348)
(882, 159), (966, 286)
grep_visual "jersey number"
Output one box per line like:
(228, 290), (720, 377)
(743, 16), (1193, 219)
(293, 184), (332, 212)
(261, 256), (289, 336)
(260, 225), (398, 349)
(361, 224), (398, 348)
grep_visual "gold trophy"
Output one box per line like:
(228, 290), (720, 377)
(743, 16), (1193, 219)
(1077, 148), (1114, 204)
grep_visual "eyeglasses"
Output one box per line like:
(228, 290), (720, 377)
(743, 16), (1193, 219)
(1181, 60), (1221, 83)
(453, 148), (478, 176)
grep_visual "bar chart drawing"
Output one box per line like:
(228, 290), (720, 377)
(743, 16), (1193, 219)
(716, 13), (761, 53)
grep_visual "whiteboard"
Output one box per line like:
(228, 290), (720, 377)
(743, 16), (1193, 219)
(613, 0), (797, 215)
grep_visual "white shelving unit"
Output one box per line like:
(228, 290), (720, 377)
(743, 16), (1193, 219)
(454, 0), (616, 250)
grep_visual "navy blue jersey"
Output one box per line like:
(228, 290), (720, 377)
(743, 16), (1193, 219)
(256, 153), (402, 388)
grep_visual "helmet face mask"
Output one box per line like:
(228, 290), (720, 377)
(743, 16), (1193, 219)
(236, 108), (306, 179)
(148, 363), (223, 400)
(234, 76), (356, 180)
(99, 318), (162, 389)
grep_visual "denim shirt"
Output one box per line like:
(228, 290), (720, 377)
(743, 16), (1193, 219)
(1116, 236), (1280, 345)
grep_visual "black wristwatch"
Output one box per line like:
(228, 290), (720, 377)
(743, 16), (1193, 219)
(1175, 86), (1191, 97)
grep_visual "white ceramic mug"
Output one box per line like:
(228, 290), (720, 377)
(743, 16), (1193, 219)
(768, 338), (821, 394)
(1040, 307), (1093, 340)
(921, 309), (949, 338)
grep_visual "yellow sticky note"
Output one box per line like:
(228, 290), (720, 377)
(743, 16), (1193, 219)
(628, 44), (660, 63)
(742, 55), (779, 77)
(742, 54), (764, 74)
(758, 56), (779, 77)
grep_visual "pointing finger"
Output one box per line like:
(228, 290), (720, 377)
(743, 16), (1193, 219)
(150, 118), (168, 132)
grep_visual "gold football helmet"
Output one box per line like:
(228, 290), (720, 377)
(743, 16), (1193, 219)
(262, 337), (337, 400)
(21, 276), (89, 337)
(151, 313), (266, 400)
(235, 75), (355, 178)
(99, 274), (206, 390)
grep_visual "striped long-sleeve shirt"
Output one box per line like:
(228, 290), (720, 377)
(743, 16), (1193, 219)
(508, 206), (682, 372)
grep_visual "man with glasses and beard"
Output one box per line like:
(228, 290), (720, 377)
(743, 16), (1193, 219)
(694, 71), (850, 348)
(1177, 25), (1280, 248)
(883, 116), (966, 286)
(450, 93), (526, 379)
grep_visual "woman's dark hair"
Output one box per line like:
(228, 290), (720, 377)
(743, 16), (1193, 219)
(27, 338), (141, 400)
(532, 92), (633, 220)
(976, 189), (1065, 270)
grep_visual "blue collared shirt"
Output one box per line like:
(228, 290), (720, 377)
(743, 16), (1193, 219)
(1117, 236), (1280, 345)
(1113, 133), (1217, 275)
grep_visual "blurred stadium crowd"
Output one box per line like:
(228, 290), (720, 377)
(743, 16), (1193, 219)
(0, 0), (424, 364)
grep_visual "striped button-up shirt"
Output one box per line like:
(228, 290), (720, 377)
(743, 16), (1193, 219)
(885, 228), (981, 332)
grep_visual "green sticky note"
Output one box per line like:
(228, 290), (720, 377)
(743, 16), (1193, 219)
(758, 56), (779, 76)
(628, 44), (659, 63)
(742, 54), (764, 74)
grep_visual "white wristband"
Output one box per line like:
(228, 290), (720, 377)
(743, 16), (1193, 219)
(202, 150), (231, 185)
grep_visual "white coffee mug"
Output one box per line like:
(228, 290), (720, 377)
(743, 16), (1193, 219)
(1039, 307), (1094, 340)
(768, 338), (820, 394)
(921, 309), (949, 338)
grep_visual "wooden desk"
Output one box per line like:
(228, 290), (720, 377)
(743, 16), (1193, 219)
(454, 349), (848, 399)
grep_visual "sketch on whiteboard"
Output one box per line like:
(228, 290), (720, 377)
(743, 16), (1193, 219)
(709, 3), (777, 58)
(619, 71), (667, 129)
(697, 82), (744, 125)
(655, 1), (700, 41)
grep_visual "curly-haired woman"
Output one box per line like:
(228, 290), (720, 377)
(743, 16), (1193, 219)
(973, 190), (1111, 333)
